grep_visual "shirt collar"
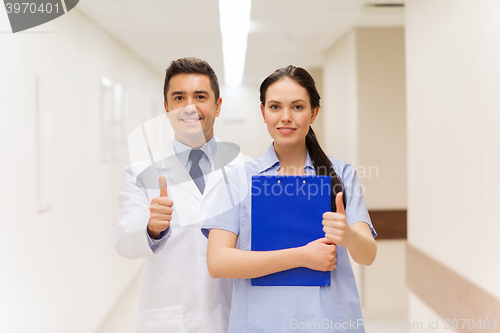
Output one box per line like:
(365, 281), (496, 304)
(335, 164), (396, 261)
(257, 143), (316, 174)
(304, 150), (315, 171)
(173, 136), (217, 168)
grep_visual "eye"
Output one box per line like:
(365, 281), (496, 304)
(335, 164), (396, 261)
(196, 95), (207, 100)
(174, 96), (183, 101)
(269, 104), (279, 110)
(293, 105), (304, 110)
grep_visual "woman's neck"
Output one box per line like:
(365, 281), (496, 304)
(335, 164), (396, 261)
(274, 142), (308, 175)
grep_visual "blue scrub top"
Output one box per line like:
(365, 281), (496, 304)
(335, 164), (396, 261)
(203, 144), (377, 333)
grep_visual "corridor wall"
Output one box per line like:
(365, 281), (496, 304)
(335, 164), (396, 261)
(405, 0), (500, 328)
(0, 8), (163, 333)
(323, 27), (408, 320)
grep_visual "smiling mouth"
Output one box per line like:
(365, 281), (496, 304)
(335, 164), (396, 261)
(277, 127), (296, 132)
(180, 117), (201, 122)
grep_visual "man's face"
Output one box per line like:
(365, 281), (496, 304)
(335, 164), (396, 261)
(164, 73), (221, 148)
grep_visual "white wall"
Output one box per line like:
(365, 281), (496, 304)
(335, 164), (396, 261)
(406, 0), (500, 323)
(215, 84), (272, 158)
(357, 28), (407, 210)
(324, 28), (407, 210)
(0, 8), (163, 333)
(323, 30), (359, 164)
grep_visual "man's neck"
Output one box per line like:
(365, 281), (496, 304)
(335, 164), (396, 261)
(175, 134), (214, 149)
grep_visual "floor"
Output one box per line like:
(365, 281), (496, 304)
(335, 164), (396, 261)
(97, 240), (409, 332)
(95, 280), (410, 333)
(95, 272), (141, 333)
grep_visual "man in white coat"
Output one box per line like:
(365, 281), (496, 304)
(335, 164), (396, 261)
(114, 58), (243, 333)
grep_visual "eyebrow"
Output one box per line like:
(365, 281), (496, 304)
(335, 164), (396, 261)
(267, 100), (281, 105)
(170, 90), (209, 96)
(267, 99), (306, 104)
(170, 91), (185, 96)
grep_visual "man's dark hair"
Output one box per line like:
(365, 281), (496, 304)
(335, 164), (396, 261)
(163, 57), (220, 104)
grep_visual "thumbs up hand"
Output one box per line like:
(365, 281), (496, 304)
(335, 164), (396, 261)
(147, 175), (174, 239)
(322, 192), (353, 247)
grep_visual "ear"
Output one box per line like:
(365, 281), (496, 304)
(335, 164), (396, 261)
(164, 101), (169, 118)
(260, 104), (266, 123)
(309, 106), (319, 124)
(215, 97), (222, 117)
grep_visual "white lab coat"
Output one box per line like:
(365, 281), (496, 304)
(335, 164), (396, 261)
(113, 138), (247, 333)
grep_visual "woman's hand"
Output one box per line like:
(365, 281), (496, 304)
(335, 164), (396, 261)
(322, 192), (377, 265)
(322, 192), (354, 247)
(300, 238), (337, 271)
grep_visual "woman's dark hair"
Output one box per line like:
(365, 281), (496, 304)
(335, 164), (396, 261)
(164, 57), (220, 104)
(259, 65), (346, 212)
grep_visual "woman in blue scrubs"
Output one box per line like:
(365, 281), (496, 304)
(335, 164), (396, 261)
(203, 66), (377, 332)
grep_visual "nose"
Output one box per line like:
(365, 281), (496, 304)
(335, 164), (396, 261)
(182, 103), (197, 114)
(280, 108), (292, 123)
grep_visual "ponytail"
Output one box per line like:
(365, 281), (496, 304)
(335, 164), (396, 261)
(305, 127), (346, 212)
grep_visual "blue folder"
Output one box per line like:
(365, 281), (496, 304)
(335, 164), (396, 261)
(251, 175), (332, 286)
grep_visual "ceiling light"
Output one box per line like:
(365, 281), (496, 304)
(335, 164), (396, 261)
(219, 0), (252, 85)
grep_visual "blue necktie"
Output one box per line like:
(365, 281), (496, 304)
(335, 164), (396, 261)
(189, 149), (206, 194)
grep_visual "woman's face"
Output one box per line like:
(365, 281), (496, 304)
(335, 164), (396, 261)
(261, 77), (319, 149)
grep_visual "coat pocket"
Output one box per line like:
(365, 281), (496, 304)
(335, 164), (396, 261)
(137, 305), (183, 333)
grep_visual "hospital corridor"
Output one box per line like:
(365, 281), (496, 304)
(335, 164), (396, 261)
(0, 1), (499, 332)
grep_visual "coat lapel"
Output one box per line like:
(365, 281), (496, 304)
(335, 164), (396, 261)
(138, 139), (246, 228)
(202, 139), (242, 198)
(136, 139), (245, 202)
(156, 141), (203, 203)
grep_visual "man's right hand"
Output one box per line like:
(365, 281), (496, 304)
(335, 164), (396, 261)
(147, 175), (173, 239)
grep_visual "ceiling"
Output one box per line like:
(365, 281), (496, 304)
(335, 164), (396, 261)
(76, 0), (405, 85)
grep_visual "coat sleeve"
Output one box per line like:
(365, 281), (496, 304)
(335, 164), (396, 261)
(113, 164), (159, 259)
